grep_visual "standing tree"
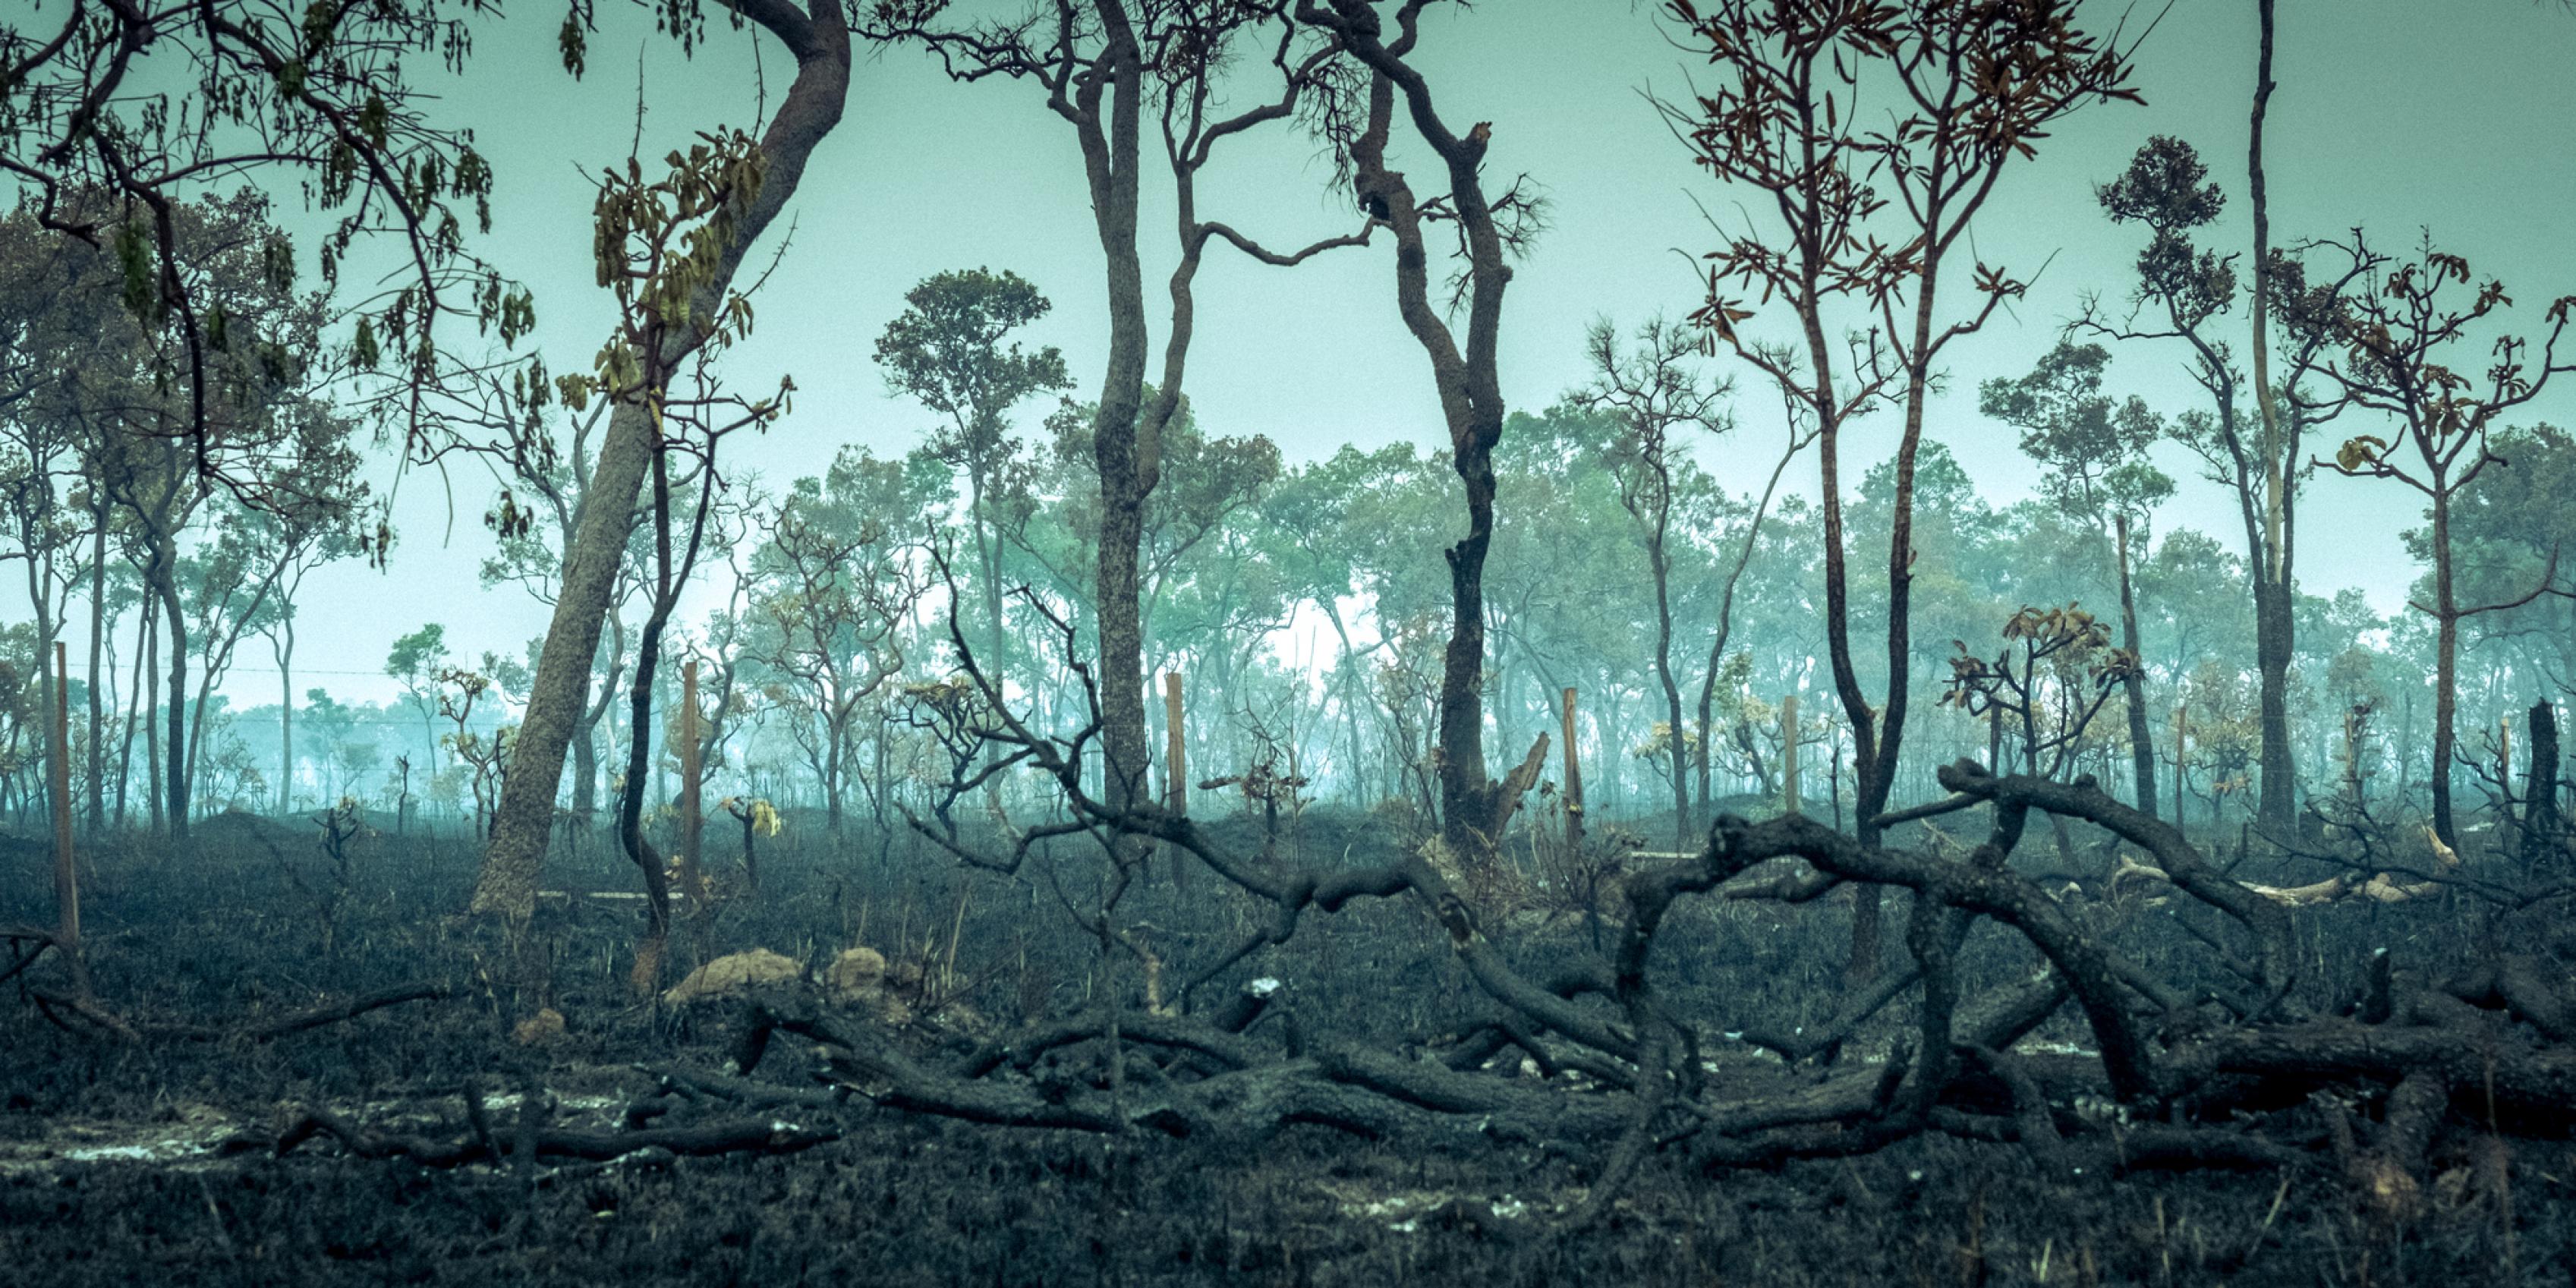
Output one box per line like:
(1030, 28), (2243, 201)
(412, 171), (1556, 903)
(1664, 0), (2139, 977)
(470, 0), (855, 921)
(1979, 340), (2171, 816)
(1576, 316), (1732, 844)
(868, 0), (1365, 863)
(249, 487), (368, 814)
(2316, 234), (2574, 847)
(1296, 0), (1554, 873)
(2076, 134), (2357, 836)
(386, 624), (452, 771)
(744, 448), (930, 832)
(87, 191), (340, 842)
(874, 268), (1072, 688)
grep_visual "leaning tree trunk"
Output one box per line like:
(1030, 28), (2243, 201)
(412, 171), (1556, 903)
(570, 730), (597, 820)
(468, 0), (852, 921)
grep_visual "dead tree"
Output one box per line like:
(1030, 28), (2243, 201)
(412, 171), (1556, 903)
(2525, 701), (2562, 873)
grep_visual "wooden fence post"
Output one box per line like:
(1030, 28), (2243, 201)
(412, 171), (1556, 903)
(1560, 687), (1583, 850)
(1165, 671), (1188, 887)
(2173, 705), (2189, 825)
(1781, 693), (1801, 816)
(679, 659), (704, 905)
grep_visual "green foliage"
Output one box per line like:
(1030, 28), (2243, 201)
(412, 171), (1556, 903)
(1979, 340), (2173, 525)
(874, 268), (1072, 440)
(565, 129), (774, 424)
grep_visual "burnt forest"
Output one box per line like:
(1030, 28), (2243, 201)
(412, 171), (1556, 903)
(7, 1), (2576, 1283)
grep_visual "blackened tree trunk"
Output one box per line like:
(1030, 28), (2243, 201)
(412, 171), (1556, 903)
(619, 518), (675, 991)
(2428, 486), (2461, 847)
(86, 511), (105, 833)
(276, 618), (294, 812)
(1083, 4), (1153, 832)
(2115, 512), (2156, 817)
(1312, 3), (1542, 871)
(2524, 700), (2561, 873)
(2247, 0), (2298, 835)
(151, 536), (189, 843)
(869, 2), (1355, 864)
(1648, 535), (1687, 845)
(1694, 429), (1805, 824)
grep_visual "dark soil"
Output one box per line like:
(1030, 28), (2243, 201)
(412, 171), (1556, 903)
(5, 811), (2571, 1286)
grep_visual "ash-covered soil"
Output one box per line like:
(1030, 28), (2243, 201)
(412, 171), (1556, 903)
(5, 814), (2571, 1286)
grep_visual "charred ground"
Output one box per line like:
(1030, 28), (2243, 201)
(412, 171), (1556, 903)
(7, 801), (2574, 1286)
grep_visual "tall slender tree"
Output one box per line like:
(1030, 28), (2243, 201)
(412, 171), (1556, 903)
(867, 0), (1365, 854)
(1664, 0), (2140, 977)
(875, 268), (1072, 689)
(1576, 316), (1732, 844)
(1980, 341), (2171, 814)
(1295, 0), (1554, 872)
(2317, 234), (2575, 847)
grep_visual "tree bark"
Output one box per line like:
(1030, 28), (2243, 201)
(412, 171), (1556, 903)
(153, 539), (189, 843)
(2115, 512), (2156, 817)
(276, 619), (294, 812)
(2247, 0), (2298, 836)
(85, 512), (105, 833)
(468, 0), (852, 920)
(2429, 486), (2461, 847)
(1075, 0), (1154, 846)
(2524, 700), (2560, 873)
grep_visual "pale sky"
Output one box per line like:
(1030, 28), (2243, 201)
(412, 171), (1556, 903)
(24, 0), (2576, 706)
